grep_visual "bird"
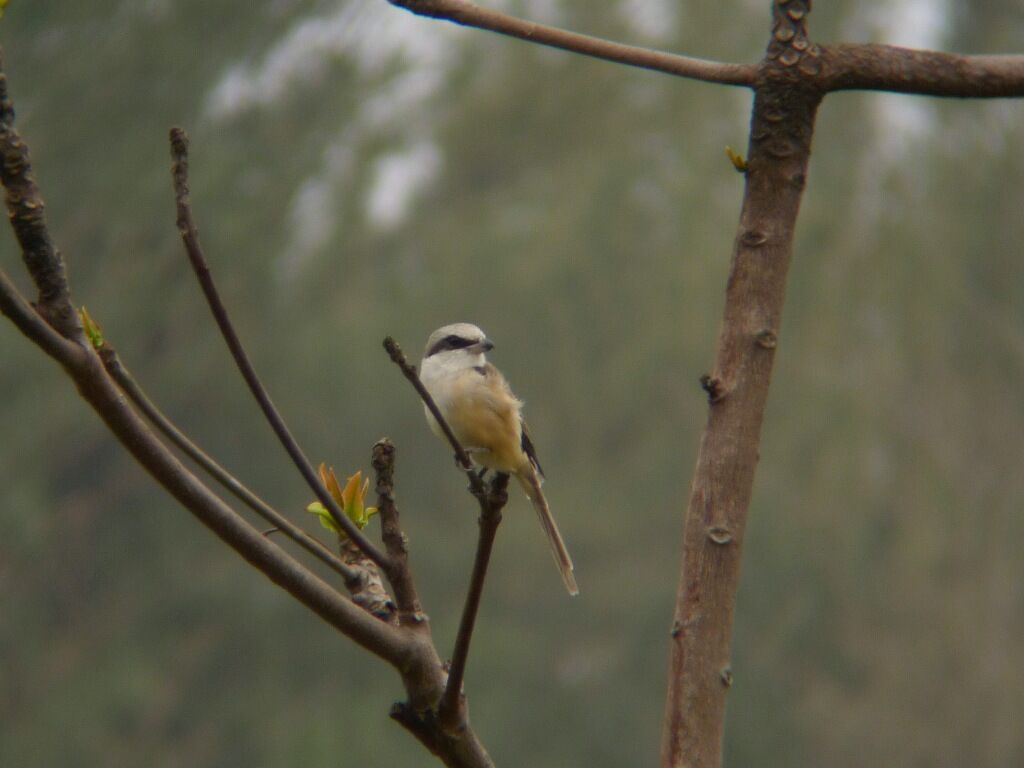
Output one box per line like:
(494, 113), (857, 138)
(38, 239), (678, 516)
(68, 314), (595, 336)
(419, 323), (578, 596)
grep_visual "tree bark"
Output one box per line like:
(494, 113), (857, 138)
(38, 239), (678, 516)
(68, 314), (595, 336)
(660, 4), (823, 766)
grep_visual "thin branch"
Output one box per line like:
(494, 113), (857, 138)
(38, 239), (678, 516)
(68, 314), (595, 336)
(0, 270), (84, 365)
(1, 289), (409, 666)
(438, 472), (508, 732)
(0, 52), (406, 653)
(372, 439), (425, 623)
(0, 54), (79, 339)
(80, 349), (411, 662)
(1, 158), (408, 675)
(337, 537), (399, 623)
(1, 288), (405, 661)
(387, 0), (756, 87)
(821, 45), (1024, 98)
(95, 340), (362, 584)
(382, 336), (485, 496)
(168, 127), (390, 571)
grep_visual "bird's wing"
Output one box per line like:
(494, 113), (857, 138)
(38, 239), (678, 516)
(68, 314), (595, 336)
(520, 420), (544, 480)
(476, 362), (540, 476)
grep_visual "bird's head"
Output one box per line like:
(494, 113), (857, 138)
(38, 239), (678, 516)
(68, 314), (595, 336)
(422, 323), (494, 370)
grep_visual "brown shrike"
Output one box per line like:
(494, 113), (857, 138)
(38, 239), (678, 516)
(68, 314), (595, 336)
(420, 323), (578, 596)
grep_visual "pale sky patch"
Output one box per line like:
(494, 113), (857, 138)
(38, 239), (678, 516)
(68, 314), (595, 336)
(205, 2), (460, 276)
(618, 0), (678, 44)
(870, 0), (949, 161)
(204, 2), (459, 121)
(365, 142), (442, 230)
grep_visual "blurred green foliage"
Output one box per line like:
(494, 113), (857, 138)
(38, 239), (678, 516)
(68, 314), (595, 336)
(1, 1), (1023, 766)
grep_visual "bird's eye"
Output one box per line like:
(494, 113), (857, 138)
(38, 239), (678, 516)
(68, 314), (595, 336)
(427, 334), (478, 357)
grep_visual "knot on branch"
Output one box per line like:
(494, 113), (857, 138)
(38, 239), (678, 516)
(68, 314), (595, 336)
(755, 329), (778, 350)
(707, 525), (734, 545)
(699, 374), (728, 404)
(340, 539), (398, 623)
(769, 0), (810, 50)
(764, 1), (823, 80)
(720, 665), (734, 687)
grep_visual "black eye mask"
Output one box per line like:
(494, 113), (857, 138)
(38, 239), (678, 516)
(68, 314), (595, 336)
(427, 335), (477, 357)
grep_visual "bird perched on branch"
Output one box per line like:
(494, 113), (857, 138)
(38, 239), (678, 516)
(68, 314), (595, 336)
(419, 323), (578, 596)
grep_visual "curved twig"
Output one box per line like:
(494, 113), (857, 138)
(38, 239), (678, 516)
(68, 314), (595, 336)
(0, 271), (84, 364)
(96, 342), (362, 583)
(1, 266), (407, 667)
(387, 0), (756, 87)
(169, 127), (390, 571)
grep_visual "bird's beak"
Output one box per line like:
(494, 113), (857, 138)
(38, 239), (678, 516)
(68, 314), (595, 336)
(476, 338), (495, 353)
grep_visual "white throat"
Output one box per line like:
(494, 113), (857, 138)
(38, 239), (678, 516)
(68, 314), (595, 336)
(420, 349), (486, 383)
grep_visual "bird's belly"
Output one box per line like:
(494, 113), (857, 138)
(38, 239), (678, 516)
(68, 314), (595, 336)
(441, 390), (522, 473)
(452, 405), (520, 473)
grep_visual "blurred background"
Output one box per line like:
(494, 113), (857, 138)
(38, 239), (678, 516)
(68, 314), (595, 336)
(1, 1), (1023, 766)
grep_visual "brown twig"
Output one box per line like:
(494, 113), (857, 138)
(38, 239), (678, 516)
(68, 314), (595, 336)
(0, 56), (79, 340)
(383, 336), (486, 496)
(95, 341), (362, 583)
(372, 439), (425, 623)
(168, 127), (390, 571)
(0, 270), (83, 363)
(820, 44), (1024, 98)
(387, 0), (756, 87)
(438, 472), (508, 732)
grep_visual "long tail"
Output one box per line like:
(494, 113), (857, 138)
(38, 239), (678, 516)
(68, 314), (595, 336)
(517, 467), (579, 596)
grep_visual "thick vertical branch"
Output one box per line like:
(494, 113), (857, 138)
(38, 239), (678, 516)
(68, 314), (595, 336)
(660, 3), (823, 767)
